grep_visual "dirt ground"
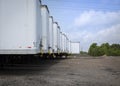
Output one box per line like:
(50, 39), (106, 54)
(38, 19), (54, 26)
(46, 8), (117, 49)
(0, 56), (120, 86)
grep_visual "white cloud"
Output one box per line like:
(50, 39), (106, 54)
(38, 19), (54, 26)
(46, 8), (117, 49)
(69, 24), (120, 51)
(70, 11), (120, 51)
(74, 10), (120, 28)
(96, 24), (120, 43)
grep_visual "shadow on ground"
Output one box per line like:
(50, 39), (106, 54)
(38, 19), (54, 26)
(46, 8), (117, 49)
(0, 56), (65, 76)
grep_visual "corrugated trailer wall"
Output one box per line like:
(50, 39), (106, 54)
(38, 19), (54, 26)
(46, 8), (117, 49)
(66, 36), (69, 53)
(61, 32), (63, 53)
(48, 16), (53, 54)
(63, 34), (67, 53)
(40, 5), (49, 54)
(53, 22), (58, 54)
(60, 32), (63, 53)
(0, 0), (42, 54)
(64, 34), (67, 53)
(68, 40), (71, 54)
(57, 26), (61, 54)
(0, 0), (80, 58)
(61, 33), (65, 53)
(71, 42), (80, 54)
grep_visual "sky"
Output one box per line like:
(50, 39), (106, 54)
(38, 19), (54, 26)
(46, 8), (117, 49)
(42, 0), (120, 52)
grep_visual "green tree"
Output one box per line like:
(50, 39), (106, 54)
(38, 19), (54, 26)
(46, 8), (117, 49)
(100, 43), (110, 55)
(109, 44), (120, 56)
(88, 43), (120, 56)
(88, 43), (98, 56)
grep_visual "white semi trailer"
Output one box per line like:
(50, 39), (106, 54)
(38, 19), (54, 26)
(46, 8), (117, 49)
(71, 42), (80, 54)
(64, 34), (67, 54)
(0, 0), (42, 55)
(53, 22), (58, 55)
(68, 40), (71, 54)
(61, 33), (65, 53)
(59, 33), (68, 57)
(0, 0), (79, 62)
(66, 36), (69, 53)
(57, 26), (61, 54)
(40, 5), (49, 55)
(59, 32), (63, 55)
(48, 16), (53, 54)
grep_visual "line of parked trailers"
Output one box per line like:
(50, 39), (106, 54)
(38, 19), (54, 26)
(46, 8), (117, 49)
(0, 0), (80, 64)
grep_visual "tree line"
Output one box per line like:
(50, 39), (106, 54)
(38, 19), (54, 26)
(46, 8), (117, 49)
(88, 43), (120, 56)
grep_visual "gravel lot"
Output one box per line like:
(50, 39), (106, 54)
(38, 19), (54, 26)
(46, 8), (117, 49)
(0, 56), (120, 86)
